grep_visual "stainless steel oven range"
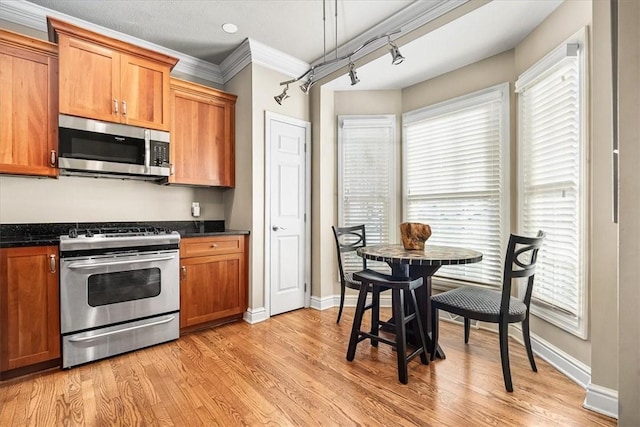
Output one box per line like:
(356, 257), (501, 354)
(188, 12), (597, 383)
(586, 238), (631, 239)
(59, 226), (180, 368)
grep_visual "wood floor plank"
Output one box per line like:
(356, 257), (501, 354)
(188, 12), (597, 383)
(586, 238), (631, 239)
(0, 308), (616, 426)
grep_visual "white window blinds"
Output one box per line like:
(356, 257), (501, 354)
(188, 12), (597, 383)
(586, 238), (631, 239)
(338, 115), (396, 273)
(403, 83), (510, 286)
(516, 31), (587, 338)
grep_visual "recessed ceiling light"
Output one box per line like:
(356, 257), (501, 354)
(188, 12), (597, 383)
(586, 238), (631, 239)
(222, 23), (238, 34)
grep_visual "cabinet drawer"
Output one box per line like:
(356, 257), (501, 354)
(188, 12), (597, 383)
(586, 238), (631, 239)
(180, 235), (244, 258)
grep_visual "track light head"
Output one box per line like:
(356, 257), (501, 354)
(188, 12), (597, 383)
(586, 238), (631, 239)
(274, 84), (290, 105)
(348, 61), (360, 86)
(300, 71), (315, 94)
(388, 38), (405, 65)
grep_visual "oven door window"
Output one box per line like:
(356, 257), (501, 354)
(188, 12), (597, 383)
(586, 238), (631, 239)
(87, 268), (161, 306)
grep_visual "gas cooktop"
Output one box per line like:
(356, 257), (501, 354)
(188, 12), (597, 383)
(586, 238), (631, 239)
(60, 225), (180, 252)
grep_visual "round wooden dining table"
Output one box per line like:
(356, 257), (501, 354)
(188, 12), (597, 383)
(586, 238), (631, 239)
(357, 243), (483, 359)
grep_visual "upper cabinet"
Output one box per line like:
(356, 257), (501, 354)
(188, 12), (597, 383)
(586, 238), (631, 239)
(169, 78), (237, 187)
(47, 17), (178, 131)
(0, 29), (58, 177)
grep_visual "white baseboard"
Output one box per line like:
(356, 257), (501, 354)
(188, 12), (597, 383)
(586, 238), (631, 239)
(309, 295), (335, 311)
(509, 324), (617, 419)
(584, 383), (619, 419)
(243, 307), (268, 324)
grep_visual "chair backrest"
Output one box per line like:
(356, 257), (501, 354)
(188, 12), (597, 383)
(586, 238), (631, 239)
(500, 230), (545, 315)
(331, 225), (367, 282)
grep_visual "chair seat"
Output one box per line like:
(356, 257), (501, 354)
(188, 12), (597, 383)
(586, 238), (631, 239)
(354, 269), (422, 290)
(431, 287), (527, 322)
(343, 272), (361, 290)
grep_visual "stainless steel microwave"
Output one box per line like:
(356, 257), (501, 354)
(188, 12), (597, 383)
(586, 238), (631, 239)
(58, 114), (171, 180)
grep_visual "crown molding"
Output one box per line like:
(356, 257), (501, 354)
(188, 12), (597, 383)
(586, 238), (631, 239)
(0, 0), (223, 84)
(247, 38), (310, 79)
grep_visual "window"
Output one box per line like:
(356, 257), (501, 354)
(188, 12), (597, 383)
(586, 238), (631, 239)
(338, 115), (396, 272)
(516, 29), (588, 338)
(402, 83), (510, 286)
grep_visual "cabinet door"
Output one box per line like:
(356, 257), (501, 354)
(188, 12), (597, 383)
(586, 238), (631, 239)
(170, 80), (236, 186)
(0, 32), (58, 177)
(57, 34), (120, 123)
(120, 53), (170, 130)
(0, 246), (60, 372)
(180, 252), (247, 328)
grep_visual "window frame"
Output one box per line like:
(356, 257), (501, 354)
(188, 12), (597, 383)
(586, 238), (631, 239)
(337, 114), (397, 273)
(516, 27), (589, 339)
(402, 82), (511, 287)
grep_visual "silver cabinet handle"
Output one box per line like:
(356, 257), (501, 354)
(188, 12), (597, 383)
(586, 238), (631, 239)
(114, 99), (119, 115)
(50, 150), (56, 167)
(68, 316), (176, 342)
(49, 254), (56, 273)
(122, 100), (127, 116)
(272, 225), (288, 231)
(67, 254), (175, 269)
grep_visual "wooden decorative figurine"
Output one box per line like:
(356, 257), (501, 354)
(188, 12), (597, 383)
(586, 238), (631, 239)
(400, 222), (432, 250)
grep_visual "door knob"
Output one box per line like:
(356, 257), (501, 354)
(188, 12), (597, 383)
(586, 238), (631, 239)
(272, 225), (288, 231)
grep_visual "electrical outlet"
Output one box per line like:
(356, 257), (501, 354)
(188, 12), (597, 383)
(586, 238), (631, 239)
(191, 202), (200, 217)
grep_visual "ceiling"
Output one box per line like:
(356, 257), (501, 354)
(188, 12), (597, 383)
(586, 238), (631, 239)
(22, 0), (563, 90)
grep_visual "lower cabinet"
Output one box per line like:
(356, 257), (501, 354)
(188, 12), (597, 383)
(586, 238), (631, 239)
(180, 235), (248, 331)
(0, 246), (60, 377)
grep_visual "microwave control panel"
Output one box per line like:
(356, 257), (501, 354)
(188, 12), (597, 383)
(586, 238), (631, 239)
(150, 141), (170, 167)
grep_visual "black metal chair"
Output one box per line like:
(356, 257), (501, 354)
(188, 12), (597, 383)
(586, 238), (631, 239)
(430, 230), (545, 392)
(346, 269), (429, 384)
(331, 225), (370, 323)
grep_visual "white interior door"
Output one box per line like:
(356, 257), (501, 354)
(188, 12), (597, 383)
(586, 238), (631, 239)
(266, 112), (310, 316)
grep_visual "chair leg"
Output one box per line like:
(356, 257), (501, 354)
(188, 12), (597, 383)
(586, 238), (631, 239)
(392, 288), (409, 384)
(430, 306), (439, 361)
(499, 321), (513, 392)
(522, 316), (537, 372)
(346, 284), (369, 361)
(464, 317), (470, 343)
(409, 289), (429, 365)
(370, 285), (381, 347)
(336, 283), (346, 323)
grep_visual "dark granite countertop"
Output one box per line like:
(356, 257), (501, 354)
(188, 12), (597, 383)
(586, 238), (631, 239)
(0, 221), (249, 248)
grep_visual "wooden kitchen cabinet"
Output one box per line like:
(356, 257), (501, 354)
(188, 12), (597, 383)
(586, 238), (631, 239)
(0, 29), (58, 177)
(170, 78), (236, 187)
(0, 246), (60, 378)
(48, 17), (178, 131)
(180, 235), (248, 331)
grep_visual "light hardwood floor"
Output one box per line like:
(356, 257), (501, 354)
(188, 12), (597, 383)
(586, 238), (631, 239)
(0, 307), (615, 426)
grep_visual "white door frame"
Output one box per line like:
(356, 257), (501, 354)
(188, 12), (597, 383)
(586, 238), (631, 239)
(264, 111), (311, 318)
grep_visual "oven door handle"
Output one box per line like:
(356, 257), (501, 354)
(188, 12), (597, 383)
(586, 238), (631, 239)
(66, 254), (176, 269)
(67, 315), (177, 342)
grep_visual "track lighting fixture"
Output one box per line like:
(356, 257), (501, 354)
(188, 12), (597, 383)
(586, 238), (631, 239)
(388, 37), (405, 65)
(274, 84), (290, 105)
(348, 61), (359, 86)
(274, 0), (406, 104)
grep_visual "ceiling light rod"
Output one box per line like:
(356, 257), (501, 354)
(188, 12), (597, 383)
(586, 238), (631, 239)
(277, 29), (402, 88)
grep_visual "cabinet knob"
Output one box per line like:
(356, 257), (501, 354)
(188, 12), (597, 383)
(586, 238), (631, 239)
(181, 266), (186, 279)
(50, 150), (56, 167)
(49, 254), (56, 274)
(114, 99), (119, 115)
(211, 244), (218, 248)
(122, 100), (127, 116)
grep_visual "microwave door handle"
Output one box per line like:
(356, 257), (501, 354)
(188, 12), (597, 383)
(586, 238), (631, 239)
(144, 129), (151, 173)
(66, 254), (176, 270)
